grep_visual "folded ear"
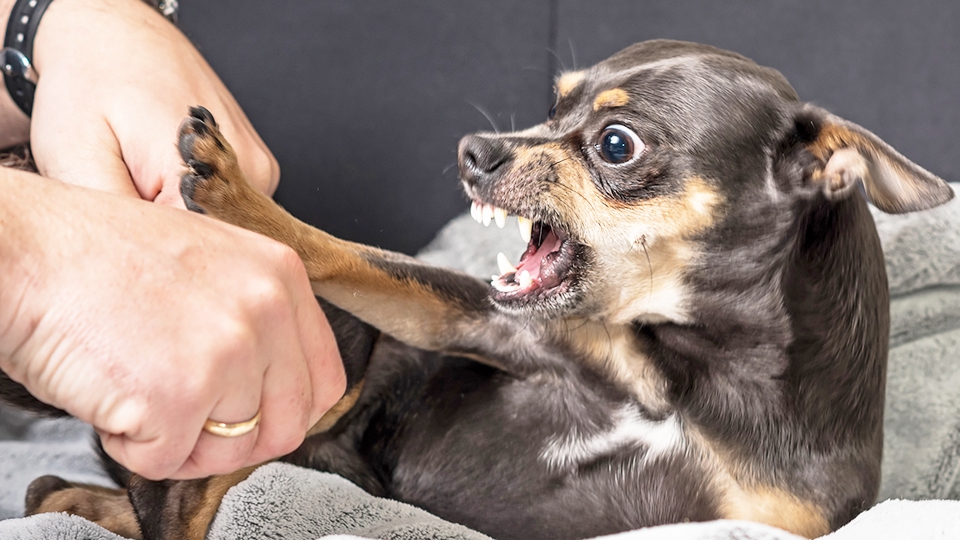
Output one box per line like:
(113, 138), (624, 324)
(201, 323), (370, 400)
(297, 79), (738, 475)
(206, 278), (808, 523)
(796, 104), (953, 214)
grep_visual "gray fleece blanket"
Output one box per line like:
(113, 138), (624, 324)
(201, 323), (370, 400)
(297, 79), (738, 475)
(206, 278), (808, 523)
(2, 186), (960, 539)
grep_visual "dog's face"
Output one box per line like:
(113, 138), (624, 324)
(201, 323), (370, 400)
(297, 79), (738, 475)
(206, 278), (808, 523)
(457, 40), (951, 324)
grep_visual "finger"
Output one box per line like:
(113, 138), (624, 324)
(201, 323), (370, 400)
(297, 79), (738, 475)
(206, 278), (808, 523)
(286, 255), (347, 427)
(241, 269), (316, 465)
(97, 397), (199, 480)
(118, 95), (278, 208)
(30, 92), (140, 197)
(168, 326), (268, 478)
(171, 421), (261, 480)
(242, 343), (313, 467)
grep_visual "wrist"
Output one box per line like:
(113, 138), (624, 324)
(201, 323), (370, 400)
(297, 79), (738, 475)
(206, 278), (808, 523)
(0, 167), (48, 370)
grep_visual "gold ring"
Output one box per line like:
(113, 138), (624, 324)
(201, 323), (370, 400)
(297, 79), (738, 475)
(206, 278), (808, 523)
(202, 410), (262, 437)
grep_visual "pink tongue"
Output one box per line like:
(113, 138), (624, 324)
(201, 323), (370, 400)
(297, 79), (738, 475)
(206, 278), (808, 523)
(517, 230), (562, 280)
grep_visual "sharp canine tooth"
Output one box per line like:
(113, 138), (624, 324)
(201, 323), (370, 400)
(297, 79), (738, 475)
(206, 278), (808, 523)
(470, 201), (481, 223)
(494, 207), (507, 228)
(482, 205), (493, 226)
(517, 216), (533, 243)
(497, 252), (516, 275)
(518, 270), (533, 289)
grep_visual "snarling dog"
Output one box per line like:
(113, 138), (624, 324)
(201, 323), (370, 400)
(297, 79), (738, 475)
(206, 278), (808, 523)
(15, 40), (954, 540)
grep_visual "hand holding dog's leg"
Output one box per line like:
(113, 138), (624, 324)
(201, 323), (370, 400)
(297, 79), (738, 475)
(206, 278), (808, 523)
(0, 168), (346, 482)
(179, 109), (548, 373)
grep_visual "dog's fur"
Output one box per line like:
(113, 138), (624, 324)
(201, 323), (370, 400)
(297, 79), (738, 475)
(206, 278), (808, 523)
(4, 40), (954, 540)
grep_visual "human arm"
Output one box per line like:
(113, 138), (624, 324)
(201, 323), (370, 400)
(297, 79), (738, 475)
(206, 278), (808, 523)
(1, 0), (279, 204)
(0, 168), (346, 480)
(0, 0), (348, 480)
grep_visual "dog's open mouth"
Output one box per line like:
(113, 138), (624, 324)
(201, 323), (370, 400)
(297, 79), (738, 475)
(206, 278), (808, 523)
(470, 200), (578, 303)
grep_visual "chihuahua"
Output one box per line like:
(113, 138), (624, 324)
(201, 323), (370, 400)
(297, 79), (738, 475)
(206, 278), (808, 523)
(14, 40), (953, 540)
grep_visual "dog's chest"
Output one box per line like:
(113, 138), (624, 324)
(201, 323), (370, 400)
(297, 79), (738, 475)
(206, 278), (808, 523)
(384, 368), (713, 540)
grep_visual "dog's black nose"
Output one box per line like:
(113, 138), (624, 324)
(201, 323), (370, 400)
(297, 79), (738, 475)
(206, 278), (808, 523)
(458, 135), (510, 188)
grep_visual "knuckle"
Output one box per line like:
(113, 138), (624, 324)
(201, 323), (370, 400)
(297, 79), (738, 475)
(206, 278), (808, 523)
(273, 244), (306, 277)
(263, 426), (305, 457)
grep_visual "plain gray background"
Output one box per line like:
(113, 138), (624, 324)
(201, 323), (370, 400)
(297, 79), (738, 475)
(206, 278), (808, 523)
(178, 1), (959, 254)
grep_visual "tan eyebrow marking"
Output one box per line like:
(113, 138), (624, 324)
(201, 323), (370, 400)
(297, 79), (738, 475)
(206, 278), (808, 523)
(593, 88), (630, 111)
(556, 71), (586, 99)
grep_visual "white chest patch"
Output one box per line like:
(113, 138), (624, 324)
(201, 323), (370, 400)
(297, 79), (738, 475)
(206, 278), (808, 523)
(539, 405), (684, 471)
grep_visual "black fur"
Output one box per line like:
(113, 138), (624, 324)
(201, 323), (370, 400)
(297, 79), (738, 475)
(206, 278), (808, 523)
(12, 40), (953, 540)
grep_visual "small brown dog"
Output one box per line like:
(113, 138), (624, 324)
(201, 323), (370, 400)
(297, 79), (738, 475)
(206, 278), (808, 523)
(12, 40), (954, 540)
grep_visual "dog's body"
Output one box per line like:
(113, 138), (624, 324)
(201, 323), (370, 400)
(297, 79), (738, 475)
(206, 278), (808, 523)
(4, 40), (953, 540)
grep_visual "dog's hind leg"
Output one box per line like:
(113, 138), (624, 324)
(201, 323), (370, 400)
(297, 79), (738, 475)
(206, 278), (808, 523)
(178, 106), (549, 374)
(25, 467), (258, 540)
(25, 476), (142, 539)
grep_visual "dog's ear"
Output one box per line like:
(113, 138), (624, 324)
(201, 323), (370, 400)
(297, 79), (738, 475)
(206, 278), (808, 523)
(793, 104), (953, 214)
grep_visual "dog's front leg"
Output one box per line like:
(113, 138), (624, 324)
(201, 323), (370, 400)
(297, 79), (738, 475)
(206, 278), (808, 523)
(178, 108), (544, 372)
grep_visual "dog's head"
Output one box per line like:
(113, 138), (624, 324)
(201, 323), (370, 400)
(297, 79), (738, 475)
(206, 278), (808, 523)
(457, 40), (953, 324)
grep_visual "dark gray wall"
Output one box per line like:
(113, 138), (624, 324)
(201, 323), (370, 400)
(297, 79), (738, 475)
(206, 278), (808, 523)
(179, 1), (959, 254)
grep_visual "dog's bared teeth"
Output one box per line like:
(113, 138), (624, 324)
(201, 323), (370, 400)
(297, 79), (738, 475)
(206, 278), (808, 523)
(517, 216), (533, 243)
(517, 270), (533, 289)
(494, 207), (507, 228)
(497, 252), (516, 275)
(491, 276), (519, 292)
(470, 201), (482, 224)
(482, 204), (493, 227)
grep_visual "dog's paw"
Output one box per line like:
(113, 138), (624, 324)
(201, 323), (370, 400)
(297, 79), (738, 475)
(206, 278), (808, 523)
(178, 106), (242, 215)
(24, 475), (72, 515)
(26, 475), (141, 538)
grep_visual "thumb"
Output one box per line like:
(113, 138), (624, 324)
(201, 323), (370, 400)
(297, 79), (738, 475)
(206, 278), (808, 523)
(30, 109), (142, 198)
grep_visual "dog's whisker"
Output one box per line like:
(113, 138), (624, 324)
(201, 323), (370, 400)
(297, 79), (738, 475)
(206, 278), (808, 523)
(640, 235), (653, 311)
(466, 101), (500, 133)
(546, 47), (567, 73)
(549, 180), (592, 206)
(521, 65), (551, 75)
(568, 39), (578, 71)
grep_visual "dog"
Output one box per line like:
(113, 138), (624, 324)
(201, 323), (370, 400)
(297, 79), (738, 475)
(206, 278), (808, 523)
(7, 39), (954, 540)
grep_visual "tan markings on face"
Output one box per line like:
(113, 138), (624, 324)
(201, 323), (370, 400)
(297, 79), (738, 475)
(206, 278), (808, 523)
(555, 318), (671, 411)
(509, 142), (722, 323)
(592, 88), (630, 111)
(555, 71), (586, 99)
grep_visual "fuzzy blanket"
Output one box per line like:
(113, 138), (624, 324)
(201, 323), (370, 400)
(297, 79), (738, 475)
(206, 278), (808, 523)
(2, 186), (959, 539)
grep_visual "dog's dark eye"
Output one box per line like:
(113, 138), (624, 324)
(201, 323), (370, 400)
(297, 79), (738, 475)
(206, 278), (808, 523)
(548, 104), (557, 120)
(595, 124), (643, 165)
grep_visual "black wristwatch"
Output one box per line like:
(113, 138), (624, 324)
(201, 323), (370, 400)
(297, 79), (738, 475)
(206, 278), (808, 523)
(0, 0), (179, 117)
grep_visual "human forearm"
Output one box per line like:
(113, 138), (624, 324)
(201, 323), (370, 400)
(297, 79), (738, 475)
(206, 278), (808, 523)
(0, 167), (45, 368)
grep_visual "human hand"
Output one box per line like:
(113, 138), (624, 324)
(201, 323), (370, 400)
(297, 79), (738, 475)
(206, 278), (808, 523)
(0, 173), (346, 480)
(29, 0), (279, 204)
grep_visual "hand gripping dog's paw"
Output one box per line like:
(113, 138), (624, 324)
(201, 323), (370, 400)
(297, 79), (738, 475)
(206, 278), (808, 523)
(178, 106), (248, 217)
